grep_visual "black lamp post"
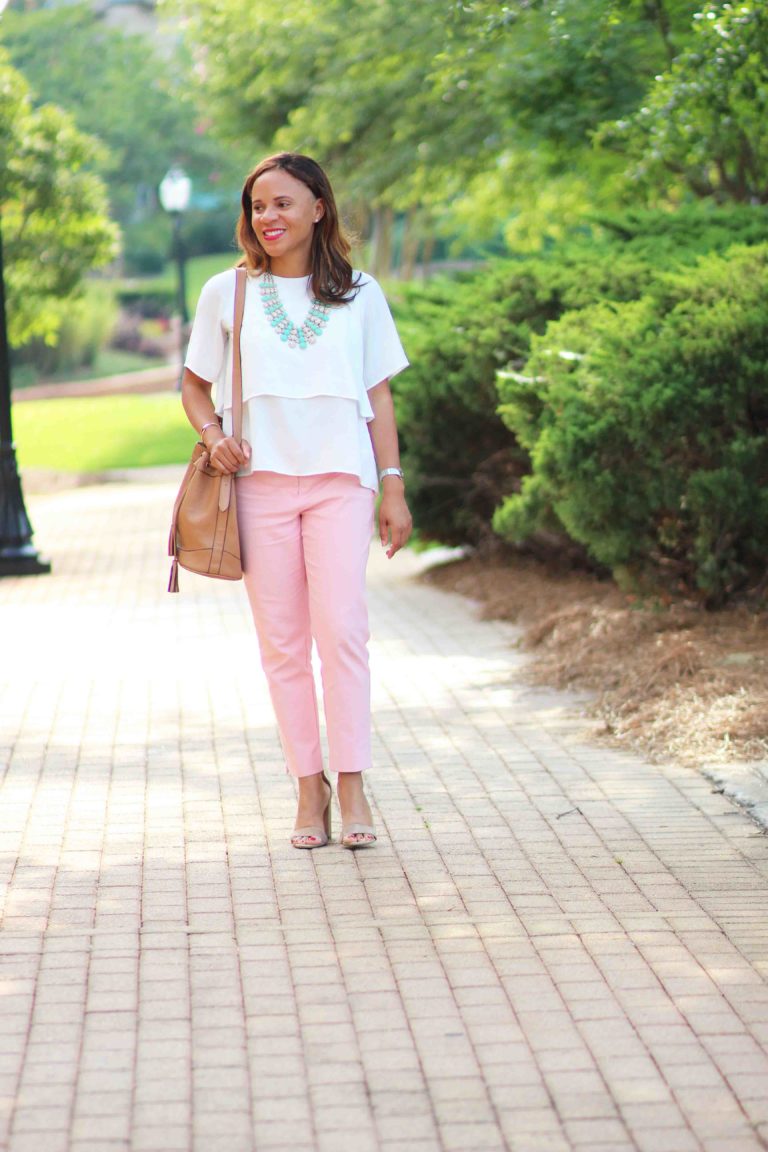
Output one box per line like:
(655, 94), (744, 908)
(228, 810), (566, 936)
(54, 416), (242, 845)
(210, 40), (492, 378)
(159, 167), (192, 379)
(0, 220), (51, 577)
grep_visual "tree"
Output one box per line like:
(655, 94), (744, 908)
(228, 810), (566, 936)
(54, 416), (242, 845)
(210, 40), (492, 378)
(0, 50), (117, 346)
(178, 0), (456, 270)
(602, 2), (768, 204)
(175, 0), (701, 259)
(0, 3), (232, 224)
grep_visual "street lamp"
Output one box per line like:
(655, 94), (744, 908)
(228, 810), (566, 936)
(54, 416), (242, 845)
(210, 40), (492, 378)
(159, 166), (192, 377)
(0, 219), (50, 577)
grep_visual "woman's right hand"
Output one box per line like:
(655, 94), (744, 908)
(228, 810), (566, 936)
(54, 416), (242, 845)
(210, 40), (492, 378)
(207, 434), (251, 474)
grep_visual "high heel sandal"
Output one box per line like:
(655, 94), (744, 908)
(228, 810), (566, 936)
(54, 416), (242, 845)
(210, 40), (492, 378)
(343, 824), (377, 852)
(338, 774), (377, 849)
(340, 824), (377, 850)
(291, 772), (332, 849)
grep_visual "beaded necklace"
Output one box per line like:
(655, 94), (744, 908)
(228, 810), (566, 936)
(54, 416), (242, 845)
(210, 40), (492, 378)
(259, 271), (330, 350)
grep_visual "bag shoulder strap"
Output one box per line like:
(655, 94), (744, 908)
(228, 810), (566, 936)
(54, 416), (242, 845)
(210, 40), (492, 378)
(232, 267), (247, 442)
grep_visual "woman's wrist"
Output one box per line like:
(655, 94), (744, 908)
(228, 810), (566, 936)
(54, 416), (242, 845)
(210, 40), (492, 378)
(379, 466), (405, 485)
(200, 420), (223, 448)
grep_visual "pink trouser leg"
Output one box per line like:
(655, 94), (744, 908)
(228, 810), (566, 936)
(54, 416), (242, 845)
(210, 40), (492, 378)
(236, 473), (375, 778)
(301, 477), (375, 776)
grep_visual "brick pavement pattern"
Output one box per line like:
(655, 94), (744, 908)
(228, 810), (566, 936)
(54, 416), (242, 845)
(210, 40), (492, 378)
(1, 476), (768, 1152)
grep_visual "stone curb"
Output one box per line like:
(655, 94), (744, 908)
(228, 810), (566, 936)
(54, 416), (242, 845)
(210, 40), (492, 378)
(12, 364), (178, 402)
(701, 759), (768, 832)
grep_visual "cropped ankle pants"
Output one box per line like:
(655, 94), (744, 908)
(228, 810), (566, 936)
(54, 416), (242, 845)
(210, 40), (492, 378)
(236, 471), (376, 778)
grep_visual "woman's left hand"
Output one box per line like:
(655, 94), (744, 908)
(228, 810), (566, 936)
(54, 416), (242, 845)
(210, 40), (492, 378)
(379, 486), (412, 558)
(367, 379), (412, 557)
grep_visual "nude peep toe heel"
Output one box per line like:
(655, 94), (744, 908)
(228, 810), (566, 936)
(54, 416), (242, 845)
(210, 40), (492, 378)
(341, 824), (377, 850)
(291, 772), (332, 849)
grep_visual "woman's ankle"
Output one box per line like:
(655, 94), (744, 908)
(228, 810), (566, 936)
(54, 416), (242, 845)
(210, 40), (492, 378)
(297, 771), (330, 797)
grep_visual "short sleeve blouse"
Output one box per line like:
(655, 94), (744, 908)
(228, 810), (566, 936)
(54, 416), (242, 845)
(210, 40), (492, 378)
(184, 269), (409, 491)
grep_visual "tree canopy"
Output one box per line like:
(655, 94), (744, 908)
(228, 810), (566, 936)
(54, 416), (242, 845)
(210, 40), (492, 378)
(174, 0), (708, 252)
(604, 2), (768, 203)
(0, 49), (117, 346)
(0, 3), (234, 223)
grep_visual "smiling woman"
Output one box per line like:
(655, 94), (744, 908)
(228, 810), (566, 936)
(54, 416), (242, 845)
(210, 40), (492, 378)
(179, 152), (412, 851)
(249, 168), (323, 279)
(235, 152), (358, 304)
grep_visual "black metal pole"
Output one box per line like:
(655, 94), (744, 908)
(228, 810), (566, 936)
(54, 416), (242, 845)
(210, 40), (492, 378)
(173, 212), (189, 327)
(0, 221), (51, 577)
(172, 212), (188, 389)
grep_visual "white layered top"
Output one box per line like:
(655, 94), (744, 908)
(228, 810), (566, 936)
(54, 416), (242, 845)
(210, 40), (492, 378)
(184, 269), (409, 491)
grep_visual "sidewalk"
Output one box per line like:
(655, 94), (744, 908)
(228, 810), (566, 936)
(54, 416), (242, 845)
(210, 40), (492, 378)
(1, 475), (768, 1152)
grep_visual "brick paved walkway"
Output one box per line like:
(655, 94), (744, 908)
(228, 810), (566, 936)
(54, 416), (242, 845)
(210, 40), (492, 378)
(2, 477), (768, 1152)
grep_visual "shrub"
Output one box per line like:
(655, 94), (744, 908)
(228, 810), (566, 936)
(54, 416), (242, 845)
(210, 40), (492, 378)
(593, 204), (768, 260)
(391, 274), (530, 549)
(393, 203), (768, 552)
(115, 286), (175, 319)
(494, 244), (768, 605)
(182, 209), (239, 259)
(391, 246), (659, 547)
(122, 214), (172, 276)
(122, 209), (238, 276)
(12, 282), (118, 379)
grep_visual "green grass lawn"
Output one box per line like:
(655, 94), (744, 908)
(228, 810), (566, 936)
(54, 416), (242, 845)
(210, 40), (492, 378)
(14, 392), (196, 473)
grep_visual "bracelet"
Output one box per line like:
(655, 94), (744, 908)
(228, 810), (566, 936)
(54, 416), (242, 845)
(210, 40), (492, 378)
(200, 421), (220, 441)
(379, 467), (405, 483)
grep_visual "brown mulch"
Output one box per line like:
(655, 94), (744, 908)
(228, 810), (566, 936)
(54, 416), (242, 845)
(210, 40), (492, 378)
(423, 556), (768, 768)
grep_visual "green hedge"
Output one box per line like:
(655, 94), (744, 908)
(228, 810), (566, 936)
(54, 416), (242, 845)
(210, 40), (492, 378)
(115, 285), (176, 319)
(392, 245), (660, 548)
(122, 210), (238, 276)
(394, 204), (768, 593)
(590, 203), (768, 261)
(494, 244), (768, 604)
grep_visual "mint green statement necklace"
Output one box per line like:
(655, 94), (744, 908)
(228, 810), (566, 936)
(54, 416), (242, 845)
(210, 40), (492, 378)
(259, 271), (330, 350)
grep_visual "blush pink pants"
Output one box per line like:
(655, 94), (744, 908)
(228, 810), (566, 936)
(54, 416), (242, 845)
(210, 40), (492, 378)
(235, 471), (376, 778)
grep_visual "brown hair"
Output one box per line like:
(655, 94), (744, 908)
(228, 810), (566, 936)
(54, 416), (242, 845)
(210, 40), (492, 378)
(236, 152), (359, 305)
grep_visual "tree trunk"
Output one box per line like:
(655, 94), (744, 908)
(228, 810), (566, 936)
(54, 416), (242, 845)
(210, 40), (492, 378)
(400, 208), (420, 281)
(644, 0), (676, 64)
(371, 206), (394, 280)
(420, 233), (436, 280)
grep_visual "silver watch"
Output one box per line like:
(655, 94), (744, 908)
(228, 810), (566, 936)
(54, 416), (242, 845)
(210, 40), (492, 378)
(378, 467), (405, 483)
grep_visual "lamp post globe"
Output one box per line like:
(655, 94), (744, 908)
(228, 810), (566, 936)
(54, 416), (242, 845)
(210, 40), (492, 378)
(159, 167), (192, 216)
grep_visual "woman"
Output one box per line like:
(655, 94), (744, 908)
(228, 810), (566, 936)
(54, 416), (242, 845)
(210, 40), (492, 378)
(181, 152), (412, 849)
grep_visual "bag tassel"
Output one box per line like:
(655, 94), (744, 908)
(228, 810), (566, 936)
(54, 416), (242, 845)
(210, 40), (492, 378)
(168, 525), (180, 593)
(168, 558), (179, 593)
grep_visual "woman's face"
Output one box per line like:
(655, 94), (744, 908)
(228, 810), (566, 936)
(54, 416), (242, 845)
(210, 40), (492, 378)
(249, 168), (324, 276)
